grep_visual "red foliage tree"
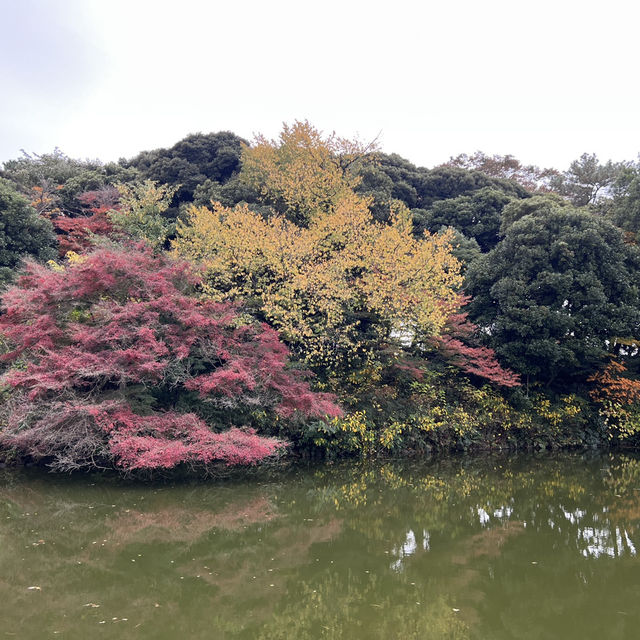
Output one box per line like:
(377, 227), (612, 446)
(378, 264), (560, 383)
(0, 246), (340, 472)
(435, 297), (521, 388)
(51, 189), (118, 256)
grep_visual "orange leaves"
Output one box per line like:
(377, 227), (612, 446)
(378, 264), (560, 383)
(588, 359), (640, 406)
(29, 184), (63, 217)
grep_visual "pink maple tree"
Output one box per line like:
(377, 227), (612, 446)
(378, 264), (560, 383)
(0, 246), (340, 472)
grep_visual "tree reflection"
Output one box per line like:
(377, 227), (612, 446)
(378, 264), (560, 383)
(0, 454), (640, 638)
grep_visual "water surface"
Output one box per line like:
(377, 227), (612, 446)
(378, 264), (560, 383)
(1, 452), (640, 638)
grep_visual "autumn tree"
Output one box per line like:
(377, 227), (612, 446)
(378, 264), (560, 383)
(173, 123), (463, 381)
(174, 197), (462, 374)
(588, 359), (640, 439)
(240, 120), (375, 224)
(433, 297), (520, 387)
(0, 246), (340, 472)
(52, 188), (118, 256)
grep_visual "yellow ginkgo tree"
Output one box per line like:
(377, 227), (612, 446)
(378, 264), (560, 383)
(173, 122), (462, 374)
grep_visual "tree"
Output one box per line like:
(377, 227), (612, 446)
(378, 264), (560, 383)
(446, 151), (558, 192)
(499, 193), (569, 231)
(550, 153), (627, 207)
(415, 187), (514, 252)
(353, 152), (425, 221)
(435, 227), (482, 271)
(173, 196), (462, 374)
(433, 298), (520, 387)
(465, 204), (640, 385)
(610, 162), (640, 238)
(108, 180), (178, 249)
(126, 132), (246, 204)
(173, 123), (463, 375)
(1, 148), (137, 216)
(0, 178), (57, 284)
(52, 188), (118, 256)
(353, 155), (529, 230)
(240, 120), (375, 224)
(416, 166), (529, 208)
(0, 246), (340, 472)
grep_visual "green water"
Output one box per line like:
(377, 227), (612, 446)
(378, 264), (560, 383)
(1, 453), (640, 639)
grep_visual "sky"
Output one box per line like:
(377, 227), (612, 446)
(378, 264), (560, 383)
(1, 0), (638, 170)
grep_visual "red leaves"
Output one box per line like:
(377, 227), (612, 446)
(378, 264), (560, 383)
(103, 408), (285, 470)
(51, 190), (119, 256)
(438, 335), (521, 387)
(0, 246), (340, 472)
(435, 297), (521, 388)
(53, 212), (114, 256)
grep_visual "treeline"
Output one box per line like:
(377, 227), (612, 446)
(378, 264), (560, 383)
(1, 122), (640, 473)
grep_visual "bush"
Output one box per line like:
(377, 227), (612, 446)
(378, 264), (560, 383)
(0, 246), (340, 472)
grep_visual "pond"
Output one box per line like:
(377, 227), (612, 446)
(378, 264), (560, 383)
(1, 452), (640, 639)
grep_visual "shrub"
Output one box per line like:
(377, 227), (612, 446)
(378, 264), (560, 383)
(0, 246), (340, 472)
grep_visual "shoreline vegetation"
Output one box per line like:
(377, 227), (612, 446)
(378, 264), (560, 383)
(2, 121), (640, 476)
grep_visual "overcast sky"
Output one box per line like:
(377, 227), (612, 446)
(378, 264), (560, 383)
(1, 0), (638, 170)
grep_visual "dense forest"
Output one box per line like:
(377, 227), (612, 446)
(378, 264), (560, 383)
(1, 121), (640, 474)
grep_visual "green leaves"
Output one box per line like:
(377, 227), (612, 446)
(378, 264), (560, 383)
(0, 178), (57, 285)
(466, 204), (640, 384)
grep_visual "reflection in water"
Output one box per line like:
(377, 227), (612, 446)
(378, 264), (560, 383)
(390, 529), (430, 572)
(1, 453), (640, 638)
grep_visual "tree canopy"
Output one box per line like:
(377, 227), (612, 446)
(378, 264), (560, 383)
(0, 178), (57, 284)
(126, 132), (246, 205)
(466, 204), (640, 384)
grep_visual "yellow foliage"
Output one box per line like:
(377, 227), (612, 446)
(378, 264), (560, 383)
(240, 120), (372, 223)
(47, 251), (87, 272)
(47, 260), (65, 273)
(65, 251), (87, 266)
(174, 194), (461, 367)
(174, 121), (462, 373)
(534, 394), (581, 428)
(379, 421), (407, 449)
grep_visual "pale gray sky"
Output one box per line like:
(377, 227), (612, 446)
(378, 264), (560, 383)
(1, 0), (638, 170)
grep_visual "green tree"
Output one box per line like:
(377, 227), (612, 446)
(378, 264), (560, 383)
(416, 187), (515, 252)
(550, 153), (627, 207)
(465, 204), (640, 385)
(1, 148), (138, 216)
(108, 180), (178, 249)
(0, 178), (57, 284)
(436, 227), (482, 270)
(353, 155), (529, 233)
(500, 193), (570, 231)
(126, 132), (246, 204)
(610, 162), (640, 237)
(416, 165), (528, 208)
